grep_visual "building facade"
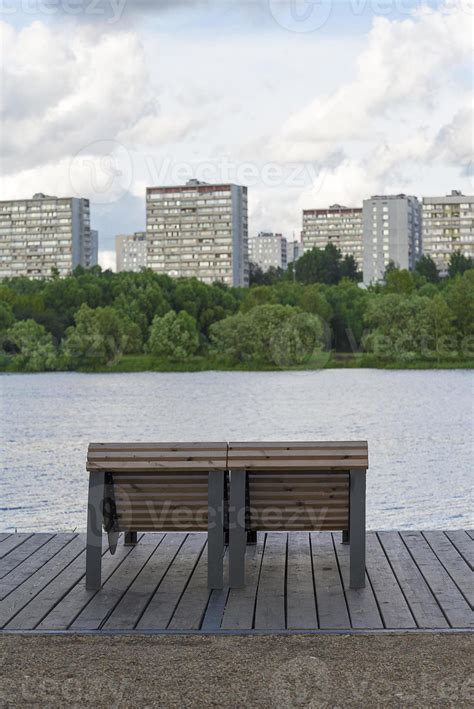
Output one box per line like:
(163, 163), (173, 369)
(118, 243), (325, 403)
(249, 231), (287, 271)
(362, 194), (421, 284)
(0, 193), (95, 279)
(302, 205), (363, 268)
(115, 232), (147, 272)
(422, 191), (474, 275)
(87, 229), (99, 268)
(287, 239), (303, 266)
(146, 180), (248, 287)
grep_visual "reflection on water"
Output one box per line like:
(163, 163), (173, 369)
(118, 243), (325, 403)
(1, 369), (472, 531)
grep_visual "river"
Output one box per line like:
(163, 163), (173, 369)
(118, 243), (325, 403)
(1, 369), (472, 531)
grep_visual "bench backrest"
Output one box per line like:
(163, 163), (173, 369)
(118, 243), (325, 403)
(227, 441), (368, 532)
(87, 442), (227, 532)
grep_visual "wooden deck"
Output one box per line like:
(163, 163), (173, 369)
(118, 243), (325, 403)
(0, 531), (472, 633)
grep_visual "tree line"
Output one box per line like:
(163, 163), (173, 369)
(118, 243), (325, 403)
(0, 244), (472, 372)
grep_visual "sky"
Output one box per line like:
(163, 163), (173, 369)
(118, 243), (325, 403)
(1, 0), (473, 269)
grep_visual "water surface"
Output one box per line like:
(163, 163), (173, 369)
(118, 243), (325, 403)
(1, 370), (472, 531)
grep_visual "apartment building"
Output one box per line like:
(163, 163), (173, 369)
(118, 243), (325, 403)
(0, 193), (95, 279)
(362, 194), (421, 284)
(146, 180), (248, 287)
(249, 231), (287, 271)
(88, 230), (99, 268)
(287, 239), (303, 266)
(422, 191), (474, 275)
(116, 231), (147, 272)
(302, 205), (363, 268)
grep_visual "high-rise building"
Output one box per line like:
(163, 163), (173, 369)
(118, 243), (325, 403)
(287, 239), (303, 266)
(362, 194), (421, 284)
(146, 179), (248, 287)
(0, 193), (94, 279)
(87, 229), (99, 268)
(116, 232), (147, 272)
(302, 205), (363, 268)
(249, 232), (287, 271)
(422, 191), (474, 275)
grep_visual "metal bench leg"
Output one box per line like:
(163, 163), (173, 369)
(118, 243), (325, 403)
(229, 468), (246, 588)
(342, 530), (349, 544)
(208, 470), (225, 589)
(349, 469), (366, 589)
(247, 530), (257, 545)
(86, 471), (105, 590)
(124, 532), (138, 546)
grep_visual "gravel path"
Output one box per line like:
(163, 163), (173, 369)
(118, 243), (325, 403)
(0, 633), (472, 707)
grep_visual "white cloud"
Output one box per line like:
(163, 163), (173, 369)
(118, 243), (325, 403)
(0, 20), (192, 176)
(430, 102), (474, 169)
(270, 4), (473, 163)
(98, 249), (116, 271)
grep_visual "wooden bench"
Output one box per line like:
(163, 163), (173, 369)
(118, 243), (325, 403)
(227, 441), (368, 589)
(85, 442), (227, 590)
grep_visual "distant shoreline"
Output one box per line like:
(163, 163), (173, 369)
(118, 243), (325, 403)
(2, 353), (472, 374)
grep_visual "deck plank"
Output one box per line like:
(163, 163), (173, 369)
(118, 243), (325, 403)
(0, 534), (54, 579)
(0, 531), (471, 633)
(365, 533), (416, 629)
(167, 544), (210, 630)
(286, 532), (318, 629)
(401, 531), (473, 629)
(0, 534), (33, 559)
(200, 549), (230, 631)
(423, 531), (473, 607)
(466, 530), (474, 541)
(0, 535), (84, 628)
(444, 531), (473, 568)
(201, 588), (229, 631)
(0, 534), (12, 543)
(311, 532), (350, 629)
(0, 534), (77, 602)
(103, 533), (187, 630)
(254, 533), (287, 630)
(38, 537), (142, 630)
(378, 532), (448, 629)
(332, 533), (383, 629)
(70, 537), (163, 631)
(220, 536), (265, 630)
(136, 533), (206, 630)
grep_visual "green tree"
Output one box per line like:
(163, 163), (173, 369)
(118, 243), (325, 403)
(146, 310), (199, 361)
(340, 254), (361, 281)
(364, 293), (455, 360)
(270, 311), (324, 367)
(5, 320), (58, 372)
(324, 282), (368, 352)
(448, 251), (473, 278)
(445, 270), (474, 339)
(415, 255), (439, 283)
(298, 285), (333, 323)
(294, 244), (342, 285)
(210, 304), (324, 366)
(384, 268), (415, 294)
(0, 301), (14, 334)
(240, 286), (278, 313)
(62, 304), (130, 368)
(249, 263), (284, 286)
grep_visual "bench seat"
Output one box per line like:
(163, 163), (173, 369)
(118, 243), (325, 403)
(227, 441), (368, 588)
(85, 442), (227, 590)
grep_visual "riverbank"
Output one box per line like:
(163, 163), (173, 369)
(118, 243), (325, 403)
(0, 633), (471, 707)
(1, 352), (473, 373)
